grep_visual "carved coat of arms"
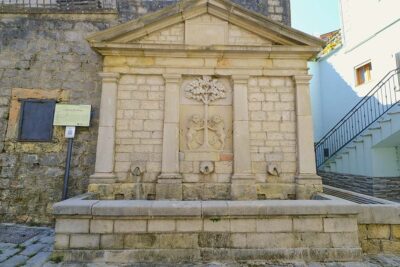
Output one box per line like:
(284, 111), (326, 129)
(184, 76), (226, 151)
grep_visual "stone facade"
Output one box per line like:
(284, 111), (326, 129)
(86, 0), (324, 201)
(0, 0), (291, 224)
(319, 171), (400, 202)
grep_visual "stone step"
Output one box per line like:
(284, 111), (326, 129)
(387, 110), (400, 115)
(369, 126), (382, 131)
(361, 133), (373, 138)
(379, 118), (392, 123)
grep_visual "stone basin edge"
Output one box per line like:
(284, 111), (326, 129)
(53, 193), (365, 218)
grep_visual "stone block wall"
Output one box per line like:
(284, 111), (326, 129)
(248, 76), (297, 199)
(359, 224), (400, 254)
(94, 50), (307, 201)
(52, 199), (362, 263)
(55, 216), (361, 263)
(319, 171), (400, 202)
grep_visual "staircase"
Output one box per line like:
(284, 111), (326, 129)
(315, 68), (400, 177)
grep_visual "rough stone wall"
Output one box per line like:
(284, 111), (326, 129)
(0, 15), (114, 224)
(0, 0), (291, 224)
(319, 171), (400, 202)
(118, 0), (291, 25)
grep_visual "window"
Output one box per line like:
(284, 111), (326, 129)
(355, 62), (372, 86)
(18, 99), (56, 142)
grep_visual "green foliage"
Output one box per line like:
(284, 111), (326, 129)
(50, 254), (64, 263)
(16, 244), (26, 250)
(210, 217), (221, 222)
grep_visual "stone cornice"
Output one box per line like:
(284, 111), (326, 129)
(92, 43), (320, 59)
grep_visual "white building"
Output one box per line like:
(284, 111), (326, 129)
(310, 0), (400, 200)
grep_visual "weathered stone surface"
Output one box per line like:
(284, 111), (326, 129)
(1, 0), (297, 229)
(90, 219), (114, 234)
(25, 251), (52, 267)
(69, 234), (100, 249)
(367, 224), (391, 239)
(1, 255), (29, 266)
(0, 16), (106, 224)
(55, 219), (89, 234)
(100, 234), (124, 249)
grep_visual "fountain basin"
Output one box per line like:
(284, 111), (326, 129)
(52, 193), (366, 264)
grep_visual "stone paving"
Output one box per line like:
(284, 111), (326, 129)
(41, 255), (400, 267)
(0, 224), (54, 267)
(2, 224), (400, 267)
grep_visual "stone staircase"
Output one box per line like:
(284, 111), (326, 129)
(321, 103), (400, 176)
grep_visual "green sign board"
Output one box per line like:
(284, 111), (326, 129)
(53, 104), (91, 127)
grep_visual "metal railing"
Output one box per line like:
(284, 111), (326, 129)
(0, 0), (116, 11)
(315, 68), (400, 168)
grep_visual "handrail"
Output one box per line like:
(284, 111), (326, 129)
(315, 68), (400, 168)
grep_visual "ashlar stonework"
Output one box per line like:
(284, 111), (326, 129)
(86, 0), (325, 201)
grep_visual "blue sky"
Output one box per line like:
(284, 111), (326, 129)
(291, 0), (341, 36)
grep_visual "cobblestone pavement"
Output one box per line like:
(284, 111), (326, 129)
(2, 224), (400, 267)
(41, 255), (400, 267)
(0, 224), (54, 267)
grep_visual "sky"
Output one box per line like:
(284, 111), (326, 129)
(291, 0), (341, 37)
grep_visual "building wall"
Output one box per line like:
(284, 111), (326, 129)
(0, 1), (291, 224)
(0, 15), (114, 224)
(311, 1), (400, 141)
(340, 0), (399, 48)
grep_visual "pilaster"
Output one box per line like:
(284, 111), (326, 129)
(231, 75), (257, 200)
(90, 72), (120, 184)
(293, 75), (322, 199)
(156, 74), (183, 200)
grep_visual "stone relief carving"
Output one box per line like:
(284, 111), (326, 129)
(208, 115), (226, 150)
(185, 76), (227, 151)
(187, 115), (204, 150)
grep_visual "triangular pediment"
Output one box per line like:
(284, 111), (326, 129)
(87, 0), (324, 49)
(134, 14), (274, 46)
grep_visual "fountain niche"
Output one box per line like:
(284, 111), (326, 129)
(52, 0), (363, 264)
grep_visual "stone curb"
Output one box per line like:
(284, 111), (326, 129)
(53, 194), (360, 218)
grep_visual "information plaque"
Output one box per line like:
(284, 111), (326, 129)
(53, 104), (91, 127)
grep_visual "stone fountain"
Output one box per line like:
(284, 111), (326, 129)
(52, 0), (367, 264)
